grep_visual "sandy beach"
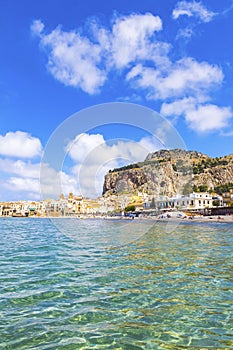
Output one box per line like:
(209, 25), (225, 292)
(142, 214), (233, 223)
(35, 214), (233, 223)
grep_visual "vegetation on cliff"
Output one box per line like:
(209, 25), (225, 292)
(103, 149), (233, 197)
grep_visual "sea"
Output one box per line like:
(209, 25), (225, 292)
(0, 217), (233, 349)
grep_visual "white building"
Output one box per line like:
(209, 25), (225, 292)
(172, 192), (214, 210)
(146, 192), (217, 211)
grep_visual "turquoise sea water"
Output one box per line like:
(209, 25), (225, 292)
(0, 218), (233, 349)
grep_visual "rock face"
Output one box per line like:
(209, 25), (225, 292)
(102, 168), (147, 195)
(102, 149), (233, 196)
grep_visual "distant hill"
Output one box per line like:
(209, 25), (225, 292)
(102, 149), (233, 197)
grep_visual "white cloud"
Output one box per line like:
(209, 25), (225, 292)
(127, 57), (223, 100)
(36, 25), (106, 94)
(0, 158), (40, 178)
(66, 133), (105, 163)
(138, 136), (162, 154)
(66, 133), (160, 167)
(31, 13), (232, 136)
(33, 12), (222, 103)
(0, 136), (76, 200)
(0, 159), (79, 200)
(172, 1), (216, 23)
(0, 157), (41, 200)
(0, 133), (43, 200)
(0, 131), (42, 158)
(161, 98), (233, 132)
(40, 163), (79, 198)
(31, 19), (44, 36)
(0, 135), (80, 200)
(4, 177), (40, 195)
(110, 13), (165, 68)
(64, 133), (161, 197)
(31, 13), (168, 94)
(185, 104), (233, 132)
(160, 96), (209, 117)
(162, 58), (222, 96)
(161, 97), (196, 117)
(60, 172), (79, 196)
(176, 27), (194, 40)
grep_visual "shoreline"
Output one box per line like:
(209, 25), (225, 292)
(2, 214), (233, 223)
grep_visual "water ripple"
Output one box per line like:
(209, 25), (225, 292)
(0, 218), (232, 349)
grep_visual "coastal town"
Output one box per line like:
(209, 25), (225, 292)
(1, 189), (233, 218)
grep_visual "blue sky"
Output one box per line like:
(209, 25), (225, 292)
(0, 0), (233, 200)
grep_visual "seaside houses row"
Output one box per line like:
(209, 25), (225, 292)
(0, 190), (232, 217)
(0, 192), (117, 217)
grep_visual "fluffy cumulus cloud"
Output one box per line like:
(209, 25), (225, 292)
(31, 11), (232, 134)
(126, 58), (223, 100)
(185, 105), (233, 132)
(161, 97), (198, 118)
(64, 132), (161, 197)
(0, 131), (43, 200)
(161, 99), (233, 132)
(172, 1), (216, 22)
(0, 131), (42, 158)
(39, 163), (79, 199)
(31, 14), (167, 94)
(34, 23), (106, 94)
(110, 13), (164, 68)
(4, 177), (40, 195)
(0, 128), (176, 199)
(66, 133), (106, 163)
(0, 156), (79, 201)
(0, 158), (41, 200)
(0, 159), (40, 178)
(66, 133), (160, 166)
(0, 130), (161, 200)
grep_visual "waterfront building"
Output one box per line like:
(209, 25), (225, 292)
(174, 192), (214, 210)
(222, 189), (233, 207)
(82, 199), (101, 214)
(145, 192), (218, 212)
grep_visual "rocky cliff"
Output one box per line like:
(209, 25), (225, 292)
(102, 149), (233, 196)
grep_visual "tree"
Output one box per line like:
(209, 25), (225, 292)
(193, 185), (208, 193)
(124, 205), (136, 212)
(193, 185), (198, 192)
(199, 185), (208, 192)
(183, 182), (193, 195)
(214, 183), (233, 195)
(150, 197), (156, 209)
(213, 200), (220, 207)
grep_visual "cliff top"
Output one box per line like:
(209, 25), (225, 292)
(145, 149), (209, 162)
